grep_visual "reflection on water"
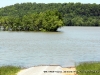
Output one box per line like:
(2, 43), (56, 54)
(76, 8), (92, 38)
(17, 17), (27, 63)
(0, 26), (100, 67)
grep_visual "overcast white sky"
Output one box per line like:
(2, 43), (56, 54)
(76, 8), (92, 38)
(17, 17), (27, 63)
(0, 0), (100, 8)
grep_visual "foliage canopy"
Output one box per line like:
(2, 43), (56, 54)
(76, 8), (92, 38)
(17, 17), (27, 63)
(0, 2), (100, 31)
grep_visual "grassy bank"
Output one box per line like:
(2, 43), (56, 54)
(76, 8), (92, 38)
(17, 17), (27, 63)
(0, 66), (21, 75)
(76, 62), (100, 75)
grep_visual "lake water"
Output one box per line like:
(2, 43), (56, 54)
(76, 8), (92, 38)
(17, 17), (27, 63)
(0, 26), (100, 67)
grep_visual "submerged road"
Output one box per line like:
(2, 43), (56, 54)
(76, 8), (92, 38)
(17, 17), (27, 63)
(17, 66), (77, 75)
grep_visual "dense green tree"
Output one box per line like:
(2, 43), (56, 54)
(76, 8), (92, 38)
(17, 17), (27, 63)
(0, 10), (63, 31)
(41, 10), (64, 31)
(0, 2), (100, 31)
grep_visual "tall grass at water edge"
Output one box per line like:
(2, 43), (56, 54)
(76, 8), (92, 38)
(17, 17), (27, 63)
(76, 61), (100, 75)
(0, 66), (21, 75)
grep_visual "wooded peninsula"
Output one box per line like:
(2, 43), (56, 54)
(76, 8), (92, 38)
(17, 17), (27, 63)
(0, 2), (100, 31)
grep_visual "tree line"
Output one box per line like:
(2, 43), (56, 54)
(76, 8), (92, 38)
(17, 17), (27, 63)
(0, 2), (100, 31)
(0, 10), (63, 31)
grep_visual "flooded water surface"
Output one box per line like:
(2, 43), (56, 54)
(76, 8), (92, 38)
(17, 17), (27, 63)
(0, 26), (100, 67)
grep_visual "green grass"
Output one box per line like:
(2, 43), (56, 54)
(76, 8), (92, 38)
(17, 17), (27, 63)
(0, 66), (21, 75)
(76, 62), (100, 75)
